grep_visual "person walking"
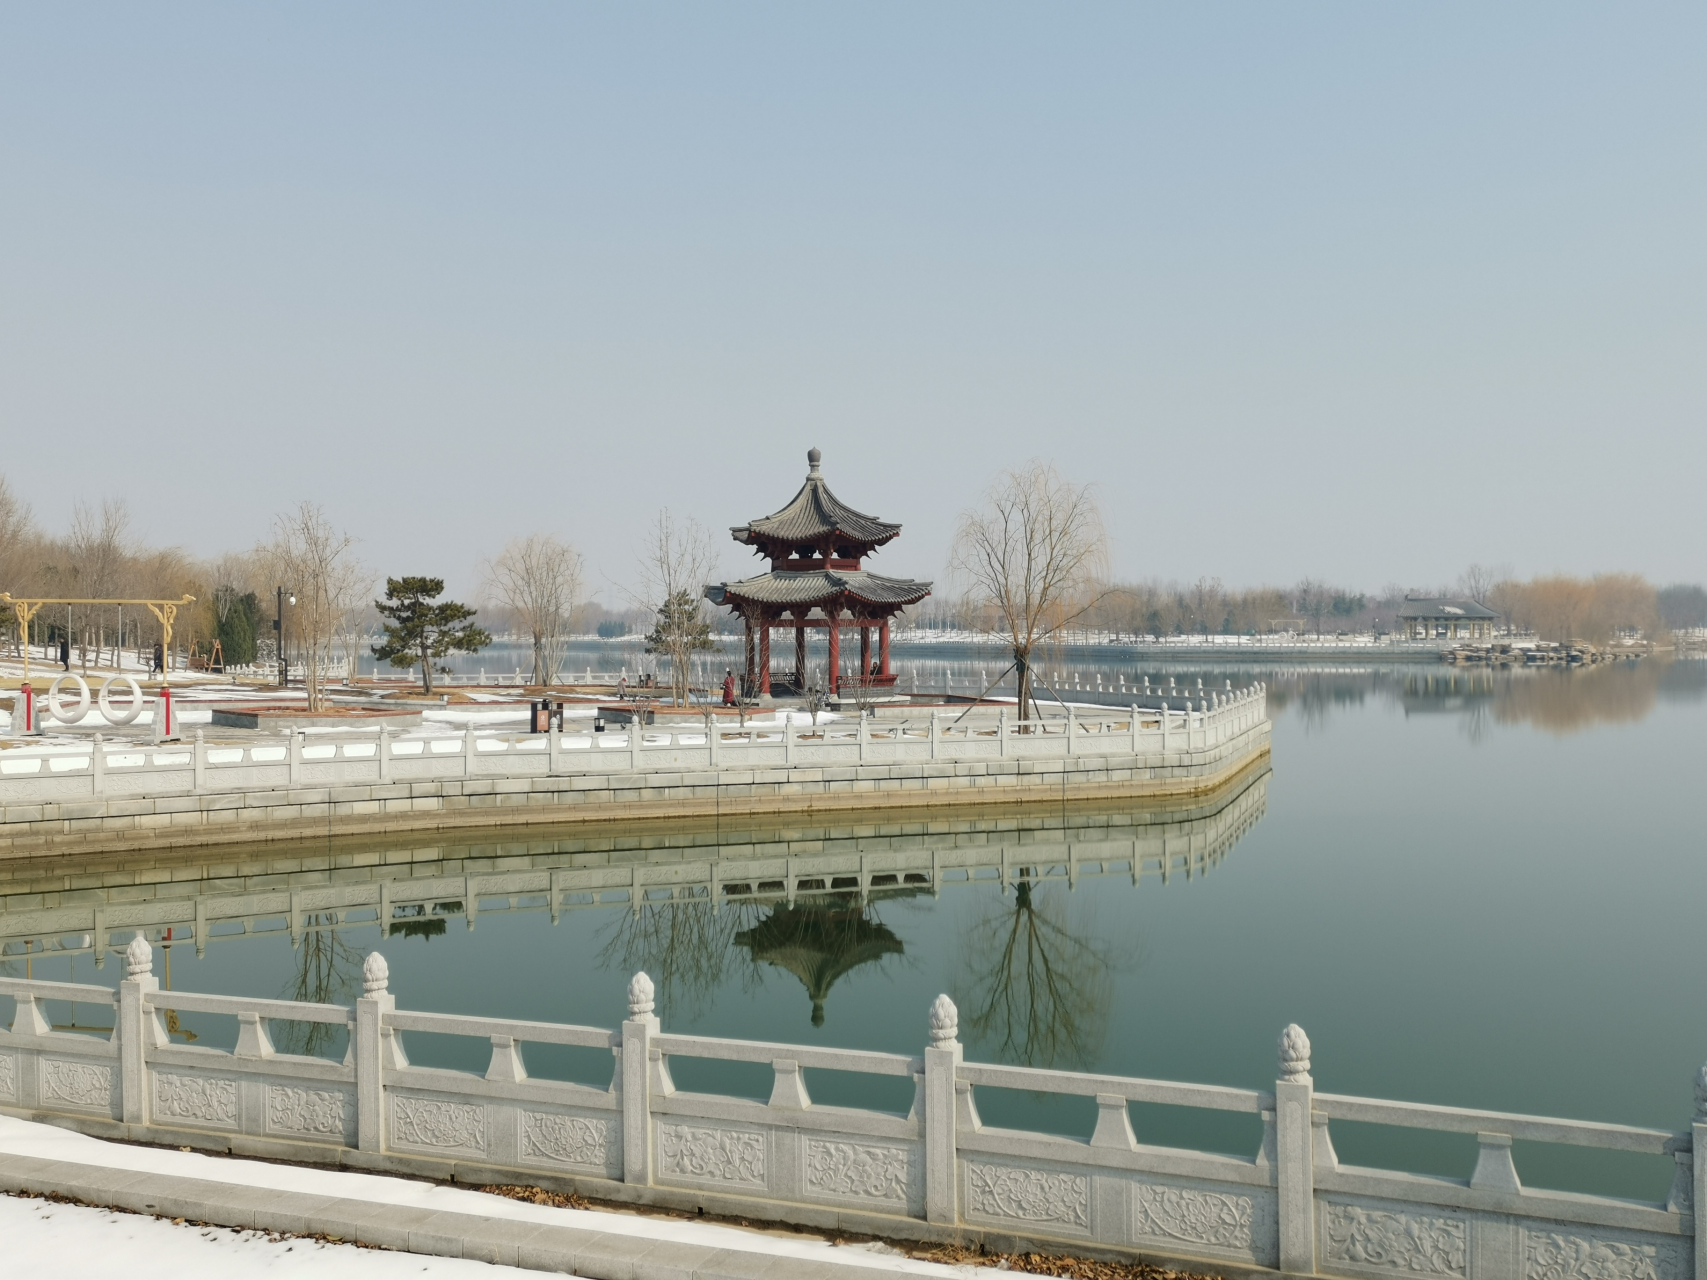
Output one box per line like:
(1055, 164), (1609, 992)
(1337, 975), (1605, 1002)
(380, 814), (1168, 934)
(58, 636), (70, 671)
(151, 641), (164, 676)
(722, 669), (737, 706)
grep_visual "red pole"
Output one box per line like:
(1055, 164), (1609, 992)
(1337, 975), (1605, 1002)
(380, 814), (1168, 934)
(827, 609), (841, 696)
(879, 619), (891, 677)
(759, 623), (771, 696)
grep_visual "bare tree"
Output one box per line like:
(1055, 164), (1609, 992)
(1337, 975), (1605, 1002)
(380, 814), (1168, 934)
(950, 462), (1106, 718)
(265, 503), (358, 711)
(0, 476), (37, 654)
(67, 498), (132, 668)
(1457, 564), (1498, 605)
(636, 511), (717, 706)
(486, 534), (584, 687)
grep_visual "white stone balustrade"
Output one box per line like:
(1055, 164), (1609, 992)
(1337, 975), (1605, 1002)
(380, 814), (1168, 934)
(0, 944), (1696, 1280)
(0, 686), (1269, 805)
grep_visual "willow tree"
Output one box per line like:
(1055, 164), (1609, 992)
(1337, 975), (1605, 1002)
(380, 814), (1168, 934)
(951, 462), (1106, 718)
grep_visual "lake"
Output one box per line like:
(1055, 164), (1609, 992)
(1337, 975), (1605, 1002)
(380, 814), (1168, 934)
(5, 655), (1704, 1202)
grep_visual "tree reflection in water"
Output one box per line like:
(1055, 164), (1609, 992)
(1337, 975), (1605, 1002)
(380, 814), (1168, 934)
(273, 914), (362, 1057)
(956, 873), (1139, 1070)
(598, 899), (754, 1014)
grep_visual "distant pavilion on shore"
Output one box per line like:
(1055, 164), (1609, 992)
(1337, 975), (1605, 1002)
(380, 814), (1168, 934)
(704, 449), (932, 697)
(1398, 596), (1499, 641)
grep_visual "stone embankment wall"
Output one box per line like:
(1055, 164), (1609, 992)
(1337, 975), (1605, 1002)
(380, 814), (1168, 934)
(0, 950), (1696, 1280)
(0, 696), (1271, 858)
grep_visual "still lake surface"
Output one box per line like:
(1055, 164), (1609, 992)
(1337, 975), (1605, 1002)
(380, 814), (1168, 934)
(8, 656), (1705, 1201)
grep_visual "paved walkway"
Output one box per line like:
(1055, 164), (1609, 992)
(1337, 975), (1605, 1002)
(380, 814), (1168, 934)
(0, 1115), (969, 1278)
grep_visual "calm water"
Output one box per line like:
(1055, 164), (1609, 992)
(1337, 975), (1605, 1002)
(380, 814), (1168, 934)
(6, 657), (1705, 1201)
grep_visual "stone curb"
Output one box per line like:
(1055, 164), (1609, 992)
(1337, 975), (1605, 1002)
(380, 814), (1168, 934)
(0, 1148), (932, 1279)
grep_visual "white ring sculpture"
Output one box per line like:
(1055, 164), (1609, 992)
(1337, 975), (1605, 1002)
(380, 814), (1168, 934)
(97, 675), (145, 726)
(46, 674), (91, 724)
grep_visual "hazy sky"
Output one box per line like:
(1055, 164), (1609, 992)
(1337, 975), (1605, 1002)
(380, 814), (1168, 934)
(3, 4), (1702, 600)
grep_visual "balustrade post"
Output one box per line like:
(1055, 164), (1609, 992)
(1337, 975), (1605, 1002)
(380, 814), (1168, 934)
(858, 711), (868, 763)
(707, 714), (718, 767)
(547, 720), (560, 773)
(924, 994), (962, 1225)
(1275, 1024), (1316, 1275)
(379, 726), (392, 783)
(464, 722), (479, 778)
(1160, 700), (1170, 753)
(1692, 1065), (1707, 1280)
(355, 952), (402, 1153)
(92, 732), (105, 795)
(1066, 705), (1078, 756)
(1131, 704), (1140, 755)
(118, 934), (164, 1125)
(631, 716), (644, 770)
(193, 729), (206, 790)
(289, 729), (302, 784)
(929, 712), (939, 761)
(784, 714), (794, 765)
(622, 972), (660, 1186)
(999, 707), (1008, 758)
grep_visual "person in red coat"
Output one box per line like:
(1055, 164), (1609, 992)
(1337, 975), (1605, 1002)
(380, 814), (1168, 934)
(723, 669), (737, 705)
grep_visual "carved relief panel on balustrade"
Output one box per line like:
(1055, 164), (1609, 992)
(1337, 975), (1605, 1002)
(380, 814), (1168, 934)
(799, 1134), (922, 1215)
(151, 1070), (240, 1130)
(38, 1055), (117, 1115)
(517, 1106), (623, 1179)
(962, 1158), (1094, 1238)
(656, 1122), (770, 1191)
(1130, 1178), (1277, 1268)
(265, 1083), (355, 1145)
(388, 1091), (488, 1158)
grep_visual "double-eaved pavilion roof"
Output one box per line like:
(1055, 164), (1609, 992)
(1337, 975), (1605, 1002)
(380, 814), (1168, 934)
(731, 448), (902, 552)
(706, 568), (931, 612)
(707, 448), (932, 617)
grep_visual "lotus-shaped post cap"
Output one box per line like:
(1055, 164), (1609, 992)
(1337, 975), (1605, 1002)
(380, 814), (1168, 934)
(362, 952), (390, 997)
(628, 971), (655, 1018)
(125, 933), (153, 979)
(928, 994), (959, 1046)
(1278, 1023), (1312, 1083)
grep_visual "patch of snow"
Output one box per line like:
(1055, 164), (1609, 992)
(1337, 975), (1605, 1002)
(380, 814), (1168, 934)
(0, 1116), (969, 1275)
(0, 1193), (525, 1278)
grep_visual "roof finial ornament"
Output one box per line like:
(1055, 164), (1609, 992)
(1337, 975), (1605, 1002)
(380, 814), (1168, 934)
(807, 447), (822, 479)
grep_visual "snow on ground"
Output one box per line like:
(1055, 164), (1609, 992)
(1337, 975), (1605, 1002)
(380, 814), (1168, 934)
(0, 1116), (964, 1276)
(0, 1192), (528, 1279)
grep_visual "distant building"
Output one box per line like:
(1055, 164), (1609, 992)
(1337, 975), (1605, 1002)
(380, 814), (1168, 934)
(1398, 597), (1499, 641)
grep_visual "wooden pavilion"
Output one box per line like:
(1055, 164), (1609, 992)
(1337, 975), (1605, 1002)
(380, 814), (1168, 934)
(705, 448), (931, 697)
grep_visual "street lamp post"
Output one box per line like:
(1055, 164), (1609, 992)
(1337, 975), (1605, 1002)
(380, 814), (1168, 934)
(274, 587), (296, 687)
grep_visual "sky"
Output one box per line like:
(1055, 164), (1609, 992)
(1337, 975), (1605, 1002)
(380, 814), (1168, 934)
(2, 4), (1702, 601)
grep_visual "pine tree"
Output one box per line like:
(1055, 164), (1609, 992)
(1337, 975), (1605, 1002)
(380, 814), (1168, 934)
(644, 588), (715, 705)
(371, 576), (491, 694)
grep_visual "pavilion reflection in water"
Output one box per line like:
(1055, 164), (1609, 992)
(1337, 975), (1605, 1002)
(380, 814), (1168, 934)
(732, 900), (907, 1027)
(0, 767), (1268, 1057)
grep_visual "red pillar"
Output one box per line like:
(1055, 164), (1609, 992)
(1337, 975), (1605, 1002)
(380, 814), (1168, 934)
(827, 608), (841, 695)
(879, 618), (891, 676)
(743, 615), (755, 689)
(859, 625), (871, 681)
(794, 617), (807, 691)
(759, 622), (771, 695)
